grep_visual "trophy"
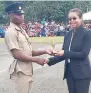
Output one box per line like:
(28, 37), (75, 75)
(51, 39), (55, 49)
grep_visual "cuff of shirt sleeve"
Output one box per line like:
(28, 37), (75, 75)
(47, 58), (52, 66)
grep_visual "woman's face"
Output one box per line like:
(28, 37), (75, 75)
(68, 12), (82, 29)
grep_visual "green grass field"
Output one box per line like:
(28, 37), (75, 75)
(0, 38), (5, 43)
(0, 36), (64, 44)
(30, 36), (64, 44)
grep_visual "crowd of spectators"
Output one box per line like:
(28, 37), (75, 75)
(21, 20), (71, 37)
(1, 20), (91, 38)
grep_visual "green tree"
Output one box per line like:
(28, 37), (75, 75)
(1, 1), (91, 24)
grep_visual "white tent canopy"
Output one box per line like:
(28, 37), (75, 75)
(83, 11), (91, 20)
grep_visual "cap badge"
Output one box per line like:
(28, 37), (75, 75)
(19, 6), (21, 10)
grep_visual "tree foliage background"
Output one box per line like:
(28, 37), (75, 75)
(0, 1), (91, 24)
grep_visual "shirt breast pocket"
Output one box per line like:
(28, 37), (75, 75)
(18, 34), (31, 51)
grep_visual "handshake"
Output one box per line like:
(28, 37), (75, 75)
(36, 49), (64, 65)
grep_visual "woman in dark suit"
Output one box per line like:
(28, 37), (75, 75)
(47, 8), (91, 93)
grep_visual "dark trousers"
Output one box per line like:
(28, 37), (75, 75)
(66, 64), (90, 93)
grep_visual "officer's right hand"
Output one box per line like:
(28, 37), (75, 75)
(35, 58), (46, 66)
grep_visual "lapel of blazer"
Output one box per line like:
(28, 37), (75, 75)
(64, 31), (72, 50)
(74, 25), (84, 37)
(70, 25), (84, 49)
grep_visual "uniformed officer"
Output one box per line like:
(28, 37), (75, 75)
(5, 3), (51, 93)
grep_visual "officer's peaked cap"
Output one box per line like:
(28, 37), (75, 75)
(5, 2), (25, 14)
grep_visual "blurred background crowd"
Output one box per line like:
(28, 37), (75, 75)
(0, 1), (91, 38)
(1, 19), (91, 38)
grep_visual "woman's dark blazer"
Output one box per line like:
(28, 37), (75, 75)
(48, 25), (91, 79)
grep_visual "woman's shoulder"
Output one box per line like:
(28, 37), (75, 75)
(83, 28), (91, 39)
(83, 27), (91, 34)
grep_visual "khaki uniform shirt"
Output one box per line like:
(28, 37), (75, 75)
(5, 22), (33, 76)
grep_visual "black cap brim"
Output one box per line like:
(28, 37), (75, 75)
(8, 10), (25, 14)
